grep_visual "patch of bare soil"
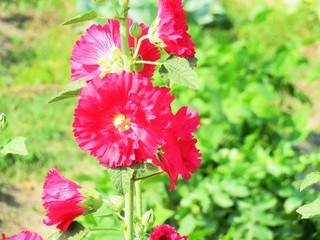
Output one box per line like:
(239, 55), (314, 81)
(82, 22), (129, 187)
(0, 182), (55, 238)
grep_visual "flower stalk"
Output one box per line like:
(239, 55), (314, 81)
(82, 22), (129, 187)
(119, 0), (131, 71)
(124, 176), (134, 240)
(135, 180), (143, 220)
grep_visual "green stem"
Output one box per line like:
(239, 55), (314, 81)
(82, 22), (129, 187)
(119, 0), (131, 71)
(89, 227), (120, 232)
(135, 180), (143, 219)
(134, 171), (164, 181)
(133, 35), (149, 58)
(135, 60), (164, 66)
(124, 177), (134, 240)
(102, 199), (122, 225)
(110, 0), (120, 17)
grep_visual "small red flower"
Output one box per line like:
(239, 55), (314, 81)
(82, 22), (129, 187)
(152, 107), (201, 190)
(71, 19), (160, 81)
(149, 224), (188, 240)
(1, 231), (42, 240)
(42, 167), (102, 232)
(73, 71), (174, 168)
(149, 0), (195, 58)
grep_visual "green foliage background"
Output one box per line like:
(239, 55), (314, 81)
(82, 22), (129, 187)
(1, 0), (320, 239)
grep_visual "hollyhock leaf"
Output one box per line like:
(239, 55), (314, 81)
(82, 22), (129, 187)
(179, 214), (197, 236)
(144, 162), (160, 171)
(108, 167), (135, 194)
(296, 199), (320, 219)
(154, 206), (174, 225)
(300, 172), (320, 191)
(49, 80), (86, 103)
(131, 162), (159, 171)
(0, 136), (28, 155)
(48, 222), (89, 240)
(61, 11), (97, 26)
(159, 56), (199, 89)
(187, 56), (198, 69)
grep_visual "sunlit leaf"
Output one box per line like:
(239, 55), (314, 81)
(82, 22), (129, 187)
(108, 167), (135, 195)
(62, 11), (97, 26)
(300, 172), (320, 191)
(48, 222), (89, 240)
(297, 199), (320, 219)
(159, 56), (199, 89)
(0, 137), (28, 156)
(48, 80), (86, 103)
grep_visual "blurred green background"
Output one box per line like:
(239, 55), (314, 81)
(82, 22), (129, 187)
(1, 0), (320, 239)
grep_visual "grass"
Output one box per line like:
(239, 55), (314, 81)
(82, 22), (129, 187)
(0, 86), (87, 181)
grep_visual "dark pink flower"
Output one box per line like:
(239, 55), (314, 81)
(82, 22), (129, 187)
(149, 224), (188, 240)
(73, 71), (174, 168)
(1, 231), (42, 240)
(71, 19), (160, 81)
(42, 167), (102, 232)
(149, 0), (195, 58)
(152, 107), (201, 190)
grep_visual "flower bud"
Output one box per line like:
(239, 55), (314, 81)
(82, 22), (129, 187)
(135, 222), (145, 237)
(0, 113), (8, 130)
(79, 188), (103, 215)
(133, 55), (144, 73)
(108, 195), (125, 211)
(141, 209), (155, 229)
(130, 22), (142, 38)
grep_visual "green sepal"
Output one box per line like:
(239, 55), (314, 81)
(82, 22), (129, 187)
(141, 209), (155, 229)
(78, 188), (103, 215)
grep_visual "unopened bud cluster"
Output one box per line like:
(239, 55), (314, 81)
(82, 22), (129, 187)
(0, 113), (8, 130)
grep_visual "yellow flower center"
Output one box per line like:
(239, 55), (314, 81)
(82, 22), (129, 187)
(113, 114), (131, 132)
(97, 48), (124, 79)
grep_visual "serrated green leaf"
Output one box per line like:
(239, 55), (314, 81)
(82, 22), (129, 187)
(0, 137), (28, 155)
(108, 167), (135, 194)
(131, 162), (159, 171)
(49, 80), (86, 103)
(300, 172), (320, 191)
(179, 214), (197, 236)
(154, 206), (174, 225)
(212, 191), (234, 208)
(284, 197), (303, 214)
(296, 199), (320, 219)
(62, 11), (97, 26)
(222, 181), (250, 198)
(48, 222), (89, 240)
(159, 56), (199, 89)
(144, 162), (160, 171)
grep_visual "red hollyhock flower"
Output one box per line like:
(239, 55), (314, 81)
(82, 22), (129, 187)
(42, 167), (102, 232)
(71, 19), (160, 81)
(1, 231), (42, 240)
(152, 106), (201, 191)
(73, 71), (174, 168)
(149, 224), (188, 240)
(149, 0), (195, 58)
